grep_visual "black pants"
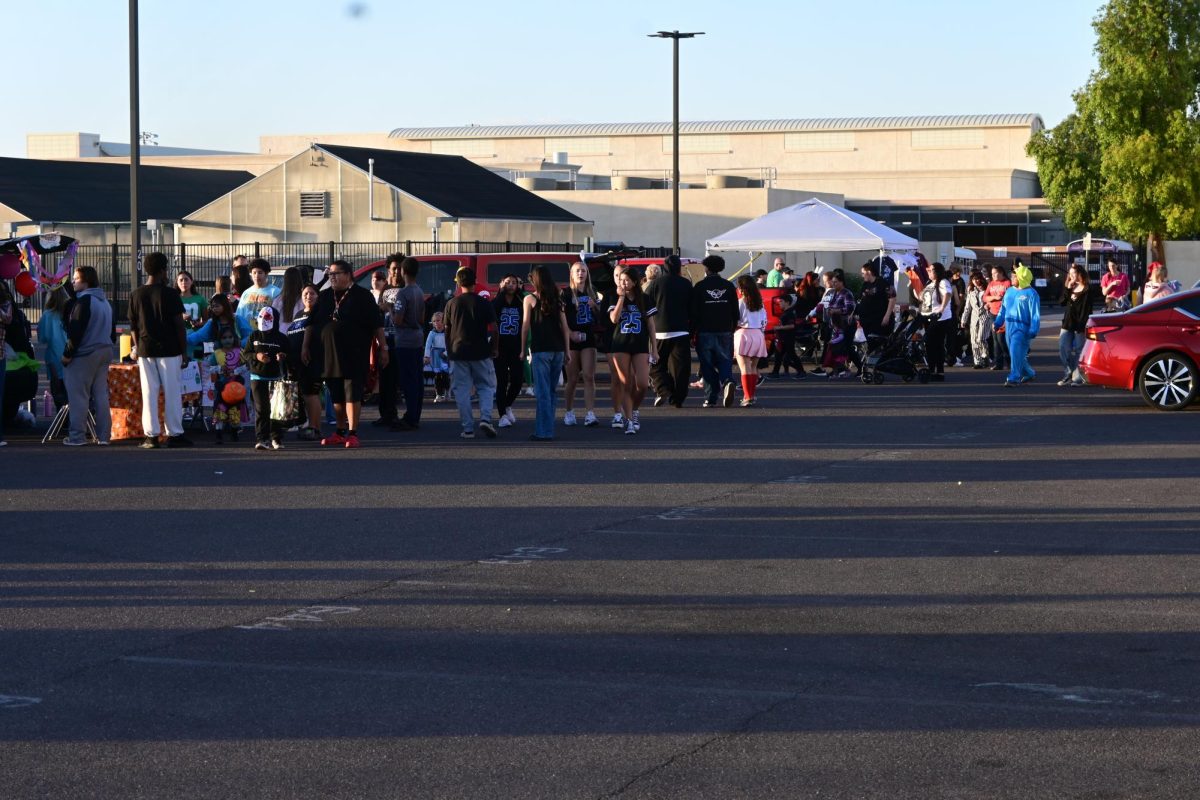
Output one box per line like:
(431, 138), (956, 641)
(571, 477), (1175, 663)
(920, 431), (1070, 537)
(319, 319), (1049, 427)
(250, 380), (282, 444)
(990, 328), (1010, 368)
(925, 318), (954, 374)
(494, 350), (523, 415)
(651, 336), (691, 406)
(377, 344), (399, 422)
(396, 346), (424, 425)
(771, 335), (805, 375)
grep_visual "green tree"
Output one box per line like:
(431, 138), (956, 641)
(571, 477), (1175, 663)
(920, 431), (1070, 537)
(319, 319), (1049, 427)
(1028, 0), (1200, 262)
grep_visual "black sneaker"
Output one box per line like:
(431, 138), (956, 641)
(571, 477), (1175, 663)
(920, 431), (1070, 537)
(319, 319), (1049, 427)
(479, 421), (497, 439)
(166, 435), (194, 448)
(390, 419), (418, 432)
(139, 436), (159, 449)
(653, 396), (667, 408)
(370, 417), (395, 427)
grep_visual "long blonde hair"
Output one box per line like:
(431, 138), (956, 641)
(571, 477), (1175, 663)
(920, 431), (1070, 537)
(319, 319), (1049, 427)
(570, 262), (600, 308)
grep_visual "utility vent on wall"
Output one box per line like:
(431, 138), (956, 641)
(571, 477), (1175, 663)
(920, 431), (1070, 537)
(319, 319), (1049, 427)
(299, 191), (329, 218)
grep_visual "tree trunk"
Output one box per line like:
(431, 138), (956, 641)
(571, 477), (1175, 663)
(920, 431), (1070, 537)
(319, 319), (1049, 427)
(1147, 231), (1166, 264)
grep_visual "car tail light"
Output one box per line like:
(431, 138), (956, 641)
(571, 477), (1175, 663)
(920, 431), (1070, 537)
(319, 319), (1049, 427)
(1086, 325), (1122, 342)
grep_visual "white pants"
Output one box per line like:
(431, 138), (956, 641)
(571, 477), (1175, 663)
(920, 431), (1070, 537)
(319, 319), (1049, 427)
(138, 355), (184, 437)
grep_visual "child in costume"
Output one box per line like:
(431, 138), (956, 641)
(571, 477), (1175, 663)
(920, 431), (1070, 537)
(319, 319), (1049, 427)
(993, 265), (1041, 386)
(244, 306), (290, 450)
(424, 311), (450, 402)
(206, 327), (247, 443)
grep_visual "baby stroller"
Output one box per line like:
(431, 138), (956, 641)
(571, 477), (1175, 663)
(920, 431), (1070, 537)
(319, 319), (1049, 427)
(859, 309), (930, 384)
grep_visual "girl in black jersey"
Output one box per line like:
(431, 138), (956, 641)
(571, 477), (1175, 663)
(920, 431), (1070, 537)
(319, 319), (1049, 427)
(492, 274), (525, 427)
(561, 262), (600, 428)
(607, 268), (658, 435)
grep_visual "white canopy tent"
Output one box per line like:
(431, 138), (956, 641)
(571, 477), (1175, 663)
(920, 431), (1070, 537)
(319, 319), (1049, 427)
(705, 197), (919, 255)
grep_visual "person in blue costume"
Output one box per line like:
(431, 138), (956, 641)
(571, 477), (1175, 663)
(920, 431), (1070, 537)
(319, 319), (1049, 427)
(993, 264), (1041, 386)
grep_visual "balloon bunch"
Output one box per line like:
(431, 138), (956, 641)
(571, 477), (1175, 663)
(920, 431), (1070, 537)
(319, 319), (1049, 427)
(0, 251), (36, 296)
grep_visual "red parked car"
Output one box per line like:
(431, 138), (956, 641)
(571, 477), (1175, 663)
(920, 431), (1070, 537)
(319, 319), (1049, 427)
(1079, 288), (1200, 410)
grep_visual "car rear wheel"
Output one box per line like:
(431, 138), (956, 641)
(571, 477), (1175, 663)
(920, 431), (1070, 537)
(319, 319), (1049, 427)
(1139, 353), (1198, 410)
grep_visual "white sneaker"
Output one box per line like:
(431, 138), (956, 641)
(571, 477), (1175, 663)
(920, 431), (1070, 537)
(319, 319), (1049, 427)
(523, 387), (536, 397)
(433, 393), (445, 403)
(506, 410), (516, 424)
(497, 413), (513, 428)
(611, 413), (624, 429)
(583, 411), (598, 427)
(624, 419), (637, 435)
(631, 410), (640, 432)
(564, 410), (577, 426)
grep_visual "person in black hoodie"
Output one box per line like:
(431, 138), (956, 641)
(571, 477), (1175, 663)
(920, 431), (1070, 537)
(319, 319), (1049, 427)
(245, 306), (290, 450)
(645, 254), (694, 408)
(690, 256), (739, 408)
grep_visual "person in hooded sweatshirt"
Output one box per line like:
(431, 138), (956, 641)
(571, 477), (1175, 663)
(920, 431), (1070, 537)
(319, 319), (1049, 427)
(993, 264), (1041, 387)
(61, 266), (115, 446)
(244, 306), (290, 450)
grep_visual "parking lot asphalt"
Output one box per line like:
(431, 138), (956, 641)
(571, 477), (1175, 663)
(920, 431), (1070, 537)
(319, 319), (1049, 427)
(2, 333), (1199, 799)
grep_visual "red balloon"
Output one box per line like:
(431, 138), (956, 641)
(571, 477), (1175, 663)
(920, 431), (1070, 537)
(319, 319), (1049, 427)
(14, 271), (36, 297)
(0, 253), (20, 280)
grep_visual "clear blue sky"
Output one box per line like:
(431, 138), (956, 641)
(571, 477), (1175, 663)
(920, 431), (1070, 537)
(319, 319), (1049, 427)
(6, 0), (1104, 158)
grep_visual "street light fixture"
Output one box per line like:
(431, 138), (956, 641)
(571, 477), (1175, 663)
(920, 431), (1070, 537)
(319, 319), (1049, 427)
(648, 30), (704, 256)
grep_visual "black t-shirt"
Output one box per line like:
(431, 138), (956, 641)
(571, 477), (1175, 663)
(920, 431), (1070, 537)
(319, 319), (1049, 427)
(857, 279), (895, 332)
(608, 300), (657, 354)
(285, 312), (321, 379)
(492, 293), (524, 356)
(129, 282), (185, 358)
(562, 288), (598, 350)
(443, 292), (496, 361)
(314, 284), (381, 379)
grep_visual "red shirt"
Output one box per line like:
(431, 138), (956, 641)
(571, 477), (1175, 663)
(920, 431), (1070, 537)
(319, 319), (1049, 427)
(984, 280), (1011, 316)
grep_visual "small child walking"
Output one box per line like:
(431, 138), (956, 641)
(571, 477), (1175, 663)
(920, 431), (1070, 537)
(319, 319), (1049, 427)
(244, 306), (290, 450)
(424, 312), (451, 402)
(207, 327), (247, 443)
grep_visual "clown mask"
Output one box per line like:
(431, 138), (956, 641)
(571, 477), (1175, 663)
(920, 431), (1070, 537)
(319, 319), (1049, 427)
(257, 307), (275, 332)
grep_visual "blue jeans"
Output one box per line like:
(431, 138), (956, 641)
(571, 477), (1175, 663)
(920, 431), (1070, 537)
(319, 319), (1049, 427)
(1058, 329), (1084, 380)
(1006, 327), (1035, 383)
(450, 359), (496, 433)
(531, 351), (564, 438)
(695, 332), (733, 404)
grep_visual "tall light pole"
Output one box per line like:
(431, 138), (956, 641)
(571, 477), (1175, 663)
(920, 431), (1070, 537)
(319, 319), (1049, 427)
(648, 30), (704, 256)
(129, 0), (141, 303)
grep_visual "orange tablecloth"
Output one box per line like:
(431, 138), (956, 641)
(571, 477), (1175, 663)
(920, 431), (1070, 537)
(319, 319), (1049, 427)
(108, 363), (202, 440)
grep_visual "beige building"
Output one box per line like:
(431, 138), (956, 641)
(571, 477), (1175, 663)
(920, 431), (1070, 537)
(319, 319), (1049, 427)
(179, 144), (591, 247)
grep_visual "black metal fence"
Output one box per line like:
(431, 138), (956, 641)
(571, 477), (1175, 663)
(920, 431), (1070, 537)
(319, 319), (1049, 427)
(19, 240), (588, 323)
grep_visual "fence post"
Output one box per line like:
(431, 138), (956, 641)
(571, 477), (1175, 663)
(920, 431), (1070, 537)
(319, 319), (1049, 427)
(505, 241), (511, 252)
(535, 241), (541, 251)
(405, 240), (412, 255)
(254, 241), (261, 259)
(179, 242), (187, 270)
(328, 241), (336, 265)
(474, 240), (480, 252)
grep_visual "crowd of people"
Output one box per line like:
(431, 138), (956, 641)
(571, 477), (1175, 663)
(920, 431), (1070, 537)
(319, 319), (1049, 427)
(2, 247), (1169, 449)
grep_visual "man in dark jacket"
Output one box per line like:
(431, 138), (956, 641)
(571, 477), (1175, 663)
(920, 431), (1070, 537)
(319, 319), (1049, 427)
(645, 254), (693, 408)
(690, 255), (739, 408)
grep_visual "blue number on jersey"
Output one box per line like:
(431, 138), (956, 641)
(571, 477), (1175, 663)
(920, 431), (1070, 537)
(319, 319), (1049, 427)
(499, 307), (520, 336)
(619, 307), (642, 335)
(576, 297), (593, 327)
